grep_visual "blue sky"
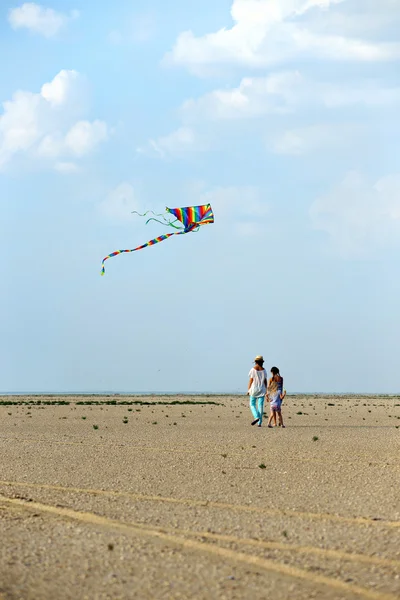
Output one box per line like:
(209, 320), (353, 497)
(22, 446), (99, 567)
(1, 0), (399, 393)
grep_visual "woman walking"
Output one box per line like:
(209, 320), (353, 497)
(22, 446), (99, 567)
(247, 356), (268, 427)
(267, 366), (286, 428)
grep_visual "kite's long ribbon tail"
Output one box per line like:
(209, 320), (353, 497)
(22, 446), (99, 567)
(131, 210), (165, 219)
(145, 217), (183, 230)
(101, 229), (188, 276)
(131, 210), (183, 230)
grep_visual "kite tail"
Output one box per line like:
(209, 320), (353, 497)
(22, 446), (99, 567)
(131, 210), (183, 230)
(145, 217), (183, 230)
(131, 210), (166, 219)
(101, 230), (186, 276)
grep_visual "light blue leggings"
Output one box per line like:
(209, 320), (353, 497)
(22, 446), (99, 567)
(249, 396), (265, 425)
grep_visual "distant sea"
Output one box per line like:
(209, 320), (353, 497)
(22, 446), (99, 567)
(1, 391), (400, 397)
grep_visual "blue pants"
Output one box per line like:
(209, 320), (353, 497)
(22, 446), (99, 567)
(249, 396), (265, 425)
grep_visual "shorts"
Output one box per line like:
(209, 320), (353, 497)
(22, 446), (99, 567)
(270, 400), (282, 412)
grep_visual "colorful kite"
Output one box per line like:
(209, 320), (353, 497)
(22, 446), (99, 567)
(101, 204), (214, 275)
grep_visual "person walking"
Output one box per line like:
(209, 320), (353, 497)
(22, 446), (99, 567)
(247, 356), (268, 427)
(267, 366), (286, 428)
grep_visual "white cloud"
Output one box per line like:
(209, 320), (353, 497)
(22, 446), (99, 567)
(140, 70), (400, 161)
(0, 70), (108, 171)
(138, 127), (206, 159)
(41, 69), (80, 107)
(200, 185), (268, 217)
(140, 2), (400, 163)
(310, 171), (400, 255)
(64, 121), (108, 157)
(99, 184), (139, 220)
(271, 123), (364, 155)
(8, 3), (79, 38)
(182, 73), (400, 122)
(299, 0), (400, 38)
(36, 134), (64, 158)
(107, 12), (157, 45)
(198, 185), (268, 236)
(182, 72), (302, 120)
(322, 83), (400, 108)
(54, 161), (79, 174)
(164, 0), (400, 73)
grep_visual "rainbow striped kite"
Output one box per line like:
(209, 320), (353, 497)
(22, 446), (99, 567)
(101, 204), (214, 275)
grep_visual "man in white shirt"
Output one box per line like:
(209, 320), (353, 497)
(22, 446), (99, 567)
(247, 355), (268, 427)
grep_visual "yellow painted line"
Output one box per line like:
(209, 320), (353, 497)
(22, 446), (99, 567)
(0, 494), (396, 600)
(0, 480), (399, 529)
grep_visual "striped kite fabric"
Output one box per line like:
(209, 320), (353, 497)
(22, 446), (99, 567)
(166, 204), (214, 229)
(101, 204), (214, 275)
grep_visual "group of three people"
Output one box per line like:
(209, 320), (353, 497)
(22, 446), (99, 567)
(247, 355), (286, 428)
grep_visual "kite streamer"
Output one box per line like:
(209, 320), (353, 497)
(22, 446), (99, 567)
(101, 204), (214, 275)
(131, 210), (185, 230)
(131, 210), (181, 229)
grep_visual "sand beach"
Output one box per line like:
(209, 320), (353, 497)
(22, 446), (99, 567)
(0, 394), (399, 599)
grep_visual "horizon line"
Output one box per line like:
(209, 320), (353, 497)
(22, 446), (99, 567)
(1, 391), (400, 397)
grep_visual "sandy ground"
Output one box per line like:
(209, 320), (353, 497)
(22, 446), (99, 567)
(0, 394), (399, 600)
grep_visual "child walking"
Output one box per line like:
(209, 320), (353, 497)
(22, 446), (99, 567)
(267, 366), (286, 428)
(247, 356), (268, 427)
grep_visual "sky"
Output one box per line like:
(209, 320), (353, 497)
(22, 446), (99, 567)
(1, 0), (400, 394)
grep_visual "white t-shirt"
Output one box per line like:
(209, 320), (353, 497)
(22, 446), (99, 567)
(248, 368), (267, 397)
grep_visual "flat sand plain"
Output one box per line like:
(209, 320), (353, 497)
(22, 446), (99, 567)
(0, 394), (399, 600)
